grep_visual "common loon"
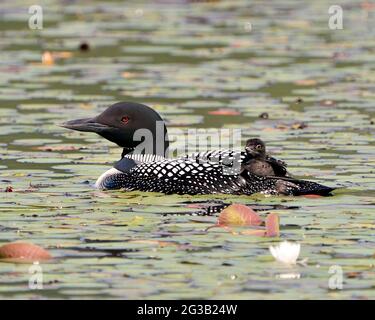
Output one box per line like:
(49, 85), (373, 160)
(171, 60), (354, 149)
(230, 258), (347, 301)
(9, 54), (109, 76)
(61, 102), (334, 196)
(242, 138), (288, 177)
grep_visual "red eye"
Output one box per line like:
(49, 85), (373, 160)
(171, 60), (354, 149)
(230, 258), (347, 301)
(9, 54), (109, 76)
(121, 116), (130, 124)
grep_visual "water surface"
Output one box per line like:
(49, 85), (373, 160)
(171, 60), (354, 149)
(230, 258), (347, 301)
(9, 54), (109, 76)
(0, 0), (374, 299)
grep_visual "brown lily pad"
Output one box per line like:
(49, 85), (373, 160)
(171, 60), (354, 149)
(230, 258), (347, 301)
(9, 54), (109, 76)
(208, 109), (241, 116)
(0, 242), (52, 262)
(303, 194), (323, 199)
(239, 229), (267, 236)
(35, 145), (84, 152)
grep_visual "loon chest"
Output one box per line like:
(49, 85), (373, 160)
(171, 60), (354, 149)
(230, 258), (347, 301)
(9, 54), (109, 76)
(94, 154), (167, 190)
(95, 167), (124, 189)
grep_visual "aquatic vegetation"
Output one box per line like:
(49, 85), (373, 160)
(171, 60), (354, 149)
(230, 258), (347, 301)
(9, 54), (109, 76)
(218, 204), (262, 227)
(269, 241), (301, 265)
(0, 0), (374, 300)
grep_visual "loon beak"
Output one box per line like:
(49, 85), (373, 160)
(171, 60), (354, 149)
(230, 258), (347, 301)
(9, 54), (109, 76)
(60, 117), (110, 133)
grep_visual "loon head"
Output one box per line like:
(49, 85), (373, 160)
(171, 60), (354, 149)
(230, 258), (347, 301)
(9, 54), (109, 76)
(61, 102), (169, 157)
(245, 138), (266, 158)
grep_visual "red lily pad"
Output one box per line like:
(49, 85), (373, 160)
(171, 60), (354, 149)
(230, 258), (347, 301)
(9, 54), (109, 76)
(303, 194), (322, 199)
(218, 204), (262, 227)
(265, 213), (280, 237)
(208, 109), (241, 116)
(0, 242), (52, 262)
(35, 145), (84, 152)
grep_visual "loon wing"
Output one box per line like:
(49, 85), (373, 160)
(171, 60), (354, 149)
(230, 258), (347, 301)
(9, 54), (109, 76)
(252, 174), (334, 196)
(97, 157), (334, 196)
(184, 150), (289, 177)
(123, 150), (288, 177)
(265, 155), (289, 177)
(183, 150), (246, 164)
(182, 150), (245, 175)
(100, 158), (247, 194)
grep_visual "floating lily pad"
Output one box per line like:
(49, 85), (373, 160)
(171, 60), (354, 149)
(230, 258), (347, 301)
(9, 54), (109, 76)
(0, 0), (374, 301)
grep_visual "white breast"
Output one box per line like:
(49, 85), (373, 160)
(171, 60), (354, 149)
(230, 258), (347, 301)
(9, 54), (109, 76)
(95, 167), (123, 190)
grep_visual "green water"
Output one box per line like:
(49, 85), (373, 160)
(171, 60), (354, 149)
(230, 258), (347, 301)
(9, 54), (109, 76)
(0, 0), (374, 299)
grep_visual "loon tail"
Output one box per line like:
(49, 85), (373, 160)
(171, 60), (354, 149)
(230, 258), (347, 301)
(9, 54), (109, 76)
(264, 176), (335, 196)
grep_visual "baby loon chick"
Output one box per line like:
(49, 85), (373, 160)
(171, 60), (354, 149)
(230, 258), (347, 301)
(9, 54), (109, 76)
(60, 102), (334, 196)
(243, 138), (288, 177)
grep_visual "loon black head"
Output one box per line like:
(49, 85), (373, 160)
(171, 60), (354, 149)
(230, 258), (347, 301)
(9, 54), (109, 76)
(61, 102), (169, 157)
(245, 138), (266, 158)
